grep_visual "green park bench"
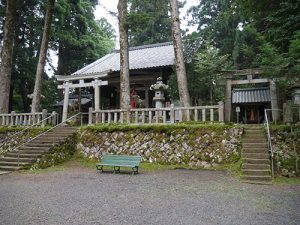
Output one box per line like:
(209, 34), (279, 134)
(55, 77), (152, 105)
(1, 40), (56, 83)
(96, 155), (142, 175)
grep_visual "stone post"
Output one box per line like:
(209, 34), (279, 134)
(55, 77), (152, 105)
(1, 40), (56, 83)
(62, 82), (70, 122)
(170, 104), (175, 124)
(224, 79), (232, 122)
(283, 101), (293, 124)
(88, 107), (93, 125)
(42, 109), (47, 127)
(270, 80), (279, 122)
(218, 101), (224, 122)
(51, 111), (57, 126)
(10, 111), (15, 126)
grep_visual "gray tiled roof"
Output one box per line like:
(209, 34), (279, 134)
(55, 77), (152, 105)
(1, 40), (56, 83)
(72, 42), (174, 75)
(232, 87), (271, 103)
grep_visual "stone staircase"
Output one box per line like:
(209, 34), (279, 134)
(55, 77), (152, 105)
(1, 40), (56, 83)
(241, 125), (272, 185)
(0, 126), (77, 174)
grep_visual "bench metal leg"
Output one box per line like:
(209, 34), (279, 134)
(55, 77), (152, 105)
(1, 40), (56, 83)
(96, 165), (103, 173)
(132, 167), (138, 175)
(114, 166), (120, 174)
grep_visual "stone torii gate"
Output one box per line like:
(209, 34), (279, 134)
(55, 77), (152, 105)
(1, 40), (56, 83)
(224, 69), (279, 122)
(56, 71), (109, 122)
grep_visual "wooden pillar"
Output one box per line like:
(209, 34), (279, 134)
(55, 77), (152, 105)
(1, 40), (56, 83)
(62, 82), (70, 122)
(224, 79), (232, 122)
(94, 79), (100, 111)
(270, 80), (279, 121)
(145, 87), (149, 108)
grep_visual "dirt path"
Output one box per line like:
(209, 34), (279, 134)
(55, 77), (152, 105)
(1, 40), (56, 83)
(0, 166), (299, 225)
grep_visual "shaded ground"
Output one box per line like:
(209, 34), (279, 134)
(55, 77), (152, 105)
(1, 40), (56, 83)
(0, 162), (299, 225)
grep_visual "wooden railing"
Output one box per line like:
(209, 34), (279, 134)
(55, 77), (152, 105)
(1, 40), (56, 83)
(88, 102), (224, 124)
(0, 110), (58, 126)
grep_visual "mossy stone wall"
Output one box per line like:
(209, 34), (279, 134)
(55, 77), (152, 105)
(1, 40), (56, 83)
(77, 124), (243, 167)
(271, 125), (300, 176)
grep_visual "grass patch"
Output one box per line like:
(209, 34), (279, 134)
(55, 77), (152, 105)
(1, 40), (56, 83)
(23, 165), (65, 174)
(80, 123), (236, 134)
(212, 159), (243, 178)
(273, 176), (300, 185)
(140, 162), (191, 172)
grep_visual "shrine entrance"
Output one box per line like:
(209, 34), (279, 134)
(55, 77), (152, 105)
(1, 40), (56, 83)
(224, 69), (279, 123)
(231, 87), (271, 124)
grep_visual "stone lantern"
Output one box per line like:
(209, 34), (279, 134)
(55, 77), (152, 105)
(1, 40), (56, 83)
(150, 77), (168, 108)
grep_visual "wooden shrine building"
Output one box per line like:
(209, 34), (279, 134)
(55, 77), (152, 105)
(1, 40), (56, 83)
(55, 42), (174, 121)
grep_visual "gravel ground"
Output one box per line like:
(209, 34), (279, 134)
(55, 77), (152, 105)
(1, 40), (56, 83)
(0, 167), (299, 225)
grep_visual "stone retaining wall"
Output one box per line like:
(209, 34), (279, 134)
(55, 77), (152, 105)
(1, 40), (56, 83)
(77, 125), (243, 167)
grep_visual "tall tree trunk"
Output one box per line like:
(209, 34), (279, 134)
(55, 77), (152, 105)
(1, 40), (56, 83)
(0, 0), (17, 113)
(31, 0), (55, 113)
(169, 0), (191, 107)
(118, 0), (130, 109)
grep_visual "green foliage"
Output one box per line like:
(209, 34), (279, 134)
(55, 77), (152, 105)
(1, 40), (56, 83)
(168, 43), (231, 104)
(41, 77), (58, 112)
(237, 0), (300, 54)
(187, 0), (300, 103)
(0, 0), (116, 112)
(54, 0), (115, 75)
(289, 31), (300, 74)
(128, 0), (172, 46)
(234, 26), (288, 76)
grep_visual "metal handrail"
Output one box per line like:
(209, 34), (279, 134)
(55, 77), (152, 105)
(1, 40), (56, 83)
(0, 112), (58, 150)
(13, 112), (82, 166)
(264, 109), (274, 178)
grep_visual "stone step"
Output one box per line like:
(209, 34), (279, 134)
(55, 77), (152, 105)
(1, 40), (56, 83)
(18, 146), (49, 151)
(0, 161), (32, 167)
(31, 138), (66, 143)
(245, 130), (264, 134)
(38, 133), (73, 137)
(243, 143), (268, 148)
(241, 175), (272, 182)
(243, 158), (270, 164)
(243, 134), (266, 139)
(16, 149), (49, 154)
(5, 153), (42, 158)
(241, 180), (272, 185)
(0, 157), (36, 163)
(242, 148), (268, 153)
(242, 153), (269, 159)
(53, 127), (77, 131)
(26, 142), (59, 147)
(42, 134), (74, 138)
(0, 165), (22, 171)
(0, 171), (11, 175)
(0, 126), (76, 173)
(242, 169), (271, 176)
(242, 163), (270, 170)
(242, 138), (267, 143)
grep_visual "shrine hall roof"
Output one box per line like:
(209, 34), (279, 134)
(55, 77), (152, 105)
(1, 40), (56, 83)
(72, 42), (175, 76)
(232, 87), (271, 104)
